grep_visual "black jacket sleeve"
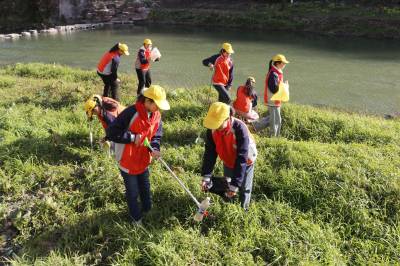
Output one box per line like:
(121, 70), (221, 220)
(110, 56), (120, 80)
(202, 54), (219, 67)
(150, 120), (163, 151)
(201, 129), (218, 177)
(268, 72), (280, 94)
(231, 121), (249, 188)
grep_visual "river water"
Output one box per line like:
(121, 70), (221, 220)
(0, 24), (399, 114)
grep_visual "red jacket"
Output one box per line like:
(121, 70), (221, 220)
(212, 55), (233, 86)
(233, 86), (254, 113)
(97, 51), (119, 75)
(135, 47), (151, 71)
(117, 102), (161, 175)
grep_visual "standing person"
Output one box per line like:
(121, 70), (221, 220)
(202, 43), (235, 104)
(106, 85), (170, 224)
(200, 102), (257, 211)
(254, 54), (290, 137)
(97, 43), (129, 101)
(135, 39), (157, 95)
(233, 77), (259, 122)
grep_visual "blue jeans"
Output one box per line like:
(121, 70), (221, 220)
(120, 169), (151, 221)
(223, 164), (255, 210)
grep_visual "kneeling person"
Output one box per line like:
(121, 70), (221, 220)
(201, 102), (257, 210)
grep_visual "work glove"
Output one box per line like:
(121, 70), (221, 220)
(201, 176), (213, 192)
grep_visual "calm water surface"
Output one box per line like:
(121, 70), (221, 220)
(1, 25), (399, 114)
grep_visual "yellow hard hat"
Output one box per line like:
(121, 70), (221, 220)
(84, 95), (102, 118)
(118, 43), (129, 56)
(143, 39), (152, 45)
(272, 54), (289, 64)
(248, 76), (256, 83)
(143, 85), (170, 110)
(203, 102), (230, 130)
(222, 43), (234, 54)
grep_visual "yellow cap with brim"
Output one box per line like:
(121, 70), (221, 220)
(143, 85), (170, 110)
(272, 54), (289, 64)
(118, 43), (129, 56)
(222, 43), (234, 54)
(203, 102), (230, 129)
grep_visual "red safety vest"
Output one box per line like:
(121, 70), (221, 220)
(118, 102), (161, 175)
(212, 55), (233, 86)
(97, 51), (119, 75)
(135, 47), (151, 71)
(264, 66), (283, 107)
(233, 86), (254, 114)
(212, 118), (255, 169)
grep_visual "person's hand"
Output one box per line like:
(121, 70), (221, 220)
(225, 190), (237, 198)
(208, 63), (214, 70)
(151, 150), (161, 159)
(226, 85), (231, 91)
(201, 177), (212, 191)
(225, 184), (238, 198)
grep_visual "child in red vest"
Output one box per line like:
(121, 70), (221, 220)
(254, 54), (290, 137)
(201, 102), (257, 211)
(106, 85), (170, 224)
(202, 43), (235, 104)
(233, 77), (259, 122)
(97, 43), (129, 101)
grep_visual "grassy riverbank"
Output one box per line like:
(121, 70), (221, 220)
(150, 2), (400, 39)
(0, 63), (399, 265)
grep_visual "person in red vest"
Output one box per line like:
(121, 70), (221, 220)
(202, 43), (235, 104)
(97, 43), (129, 101)
(135, 39), (160, 95)
(200, 102), (257, 211)
(233, 77), (259, 122)
(254, 54), (290, 137)
(106, 85), (170, 224)
(84, 95), (125, 130)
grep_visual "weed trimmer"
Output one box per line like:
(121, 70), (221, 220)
(143, 138), (210, 222)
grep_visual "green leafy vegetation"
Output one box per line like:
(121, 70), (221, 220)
(0, 63), (399, 265)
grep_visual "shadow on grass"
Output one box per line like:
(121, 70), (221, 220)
(0, 131), (92, 165)
(19, 191), (196, 264)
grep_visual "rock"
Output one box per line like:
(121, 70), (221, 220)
(7, 34), (20, 39)
(56, 26), (66, 31)
(21, 32), (31, 37)
(29, 30), (38, 35)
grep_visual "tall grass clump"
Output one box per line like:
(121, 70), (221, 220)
(0, 63), (399, 265)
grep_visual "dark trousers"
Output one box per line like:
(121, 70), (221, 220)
(213, 84), (231, 104)
(120, 169), (151, 222)
(98, 72), (119, 101)
(136, 68), (152, 95)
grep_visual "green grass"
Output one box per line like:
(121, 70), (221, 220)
(149, 3), (400, 39)
(0, 63), (399, 265)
